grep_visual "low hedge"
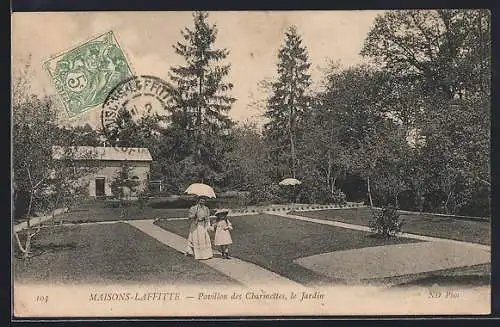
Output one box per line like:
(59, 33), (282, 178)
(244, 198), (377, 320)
(148, 196), (244, 209)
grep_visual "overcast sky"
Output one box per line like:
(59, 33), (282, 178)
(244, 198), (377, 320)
(12, 11), (384, 127)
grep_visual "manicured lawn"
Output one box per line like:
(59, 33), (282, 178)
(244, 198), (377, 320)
(155, 214), (420, 286)
(14, 223), (239, 286)
(292, 208), (491, 245)
(17, 206), (489, 288)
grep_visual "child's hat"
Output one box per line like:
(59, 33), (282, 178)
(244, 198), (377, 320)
(214, 209), (229, 216)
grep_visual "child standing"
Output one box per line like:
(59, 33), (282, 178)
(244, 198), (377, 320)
(212, 210), (233, 259)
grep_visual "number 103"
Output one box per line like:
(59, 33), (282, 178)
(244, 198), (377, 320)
(35, 295), (48, 303)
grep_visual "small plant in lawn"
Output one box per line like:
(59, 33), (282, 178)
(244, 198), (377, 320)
(368, 205), (404, 238)
(137, 197), (145, 210)
(110, 161), (141, 218)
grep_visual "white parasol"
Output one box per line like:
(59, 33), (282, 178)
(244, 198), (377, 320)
(185, 183), (217, 198)
(279, 178), (302, 186)
(279, 178), (302, 207)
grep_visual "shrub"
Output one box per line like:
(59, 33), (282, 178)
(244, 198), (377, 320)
(247, 182), (282, 205)
(368, 205), (404, 238)
(332, 189), (347, 205)
(297, 182), (347, 205)
(104, 199), (121, 208)
(137, 197), (148, 210)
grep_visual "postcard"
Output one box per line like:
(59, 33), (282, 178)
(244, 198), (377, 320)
(12, 10), (491, 317)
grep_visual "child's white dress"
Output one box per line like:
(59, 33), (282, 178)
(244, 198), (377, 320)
(213, 219), (233, 246)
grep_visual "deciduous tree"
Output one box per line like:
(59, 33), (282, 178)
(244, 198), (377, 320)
(360, 9), (490, 215)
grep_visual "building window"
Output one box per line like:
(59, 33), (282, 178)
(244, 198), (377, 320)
(95, 177), (105, 197)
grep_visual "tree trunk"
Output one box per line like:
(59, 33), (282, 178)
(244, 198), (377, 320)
(196, 62), (204, 177)
(51, 192), (62, 225)
(293, 185), (298, 205)
(289, 108), (296, 179)
(13, 187), (40, 260)
(24, 230), (32, 260)
(26, 166), (36, 228)
(367, 176), (374, 208)
(26, 191), (34, 228)
(444, 190), (453, 214)
(288, 69), (296, 180)
(14, 228), (36, 260)
(326, 156), (333, 193)
(14, 231), (26, 256)
(326, 165), (331, 193)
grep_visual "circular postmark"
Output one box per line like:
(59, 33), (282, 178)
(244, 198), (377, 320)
(101, 75), (169, 138)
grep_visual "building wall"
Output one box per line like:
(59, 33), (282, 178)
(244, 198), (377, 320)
(78, 161), (151, 197)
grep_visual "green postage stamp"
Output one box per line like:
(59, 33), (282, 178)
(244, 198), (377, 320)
(44, 31), (133, 118)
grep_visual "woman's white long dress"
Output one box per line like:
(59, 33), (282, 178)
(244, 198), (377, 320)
(186, 204), (213, 260)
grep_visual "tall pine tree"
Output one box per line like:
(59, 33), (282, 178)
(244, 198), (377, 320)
(166, 11), (236, 184)
(264, 26), (312, 179)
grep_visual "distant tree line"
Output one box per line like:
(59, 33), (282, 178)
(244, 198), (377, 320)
(13, 10), (491, 217)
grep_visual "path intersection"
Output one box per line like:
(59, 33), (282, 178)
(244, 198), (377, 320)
(126, 211), (490, 288)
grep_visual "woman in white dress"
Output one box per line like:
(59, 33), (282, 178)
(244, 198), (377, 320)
(185, 197), (213, 260)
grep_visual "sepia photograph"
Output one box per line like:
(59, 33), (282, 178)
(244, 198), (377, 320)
(11, 9), (491, 317)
